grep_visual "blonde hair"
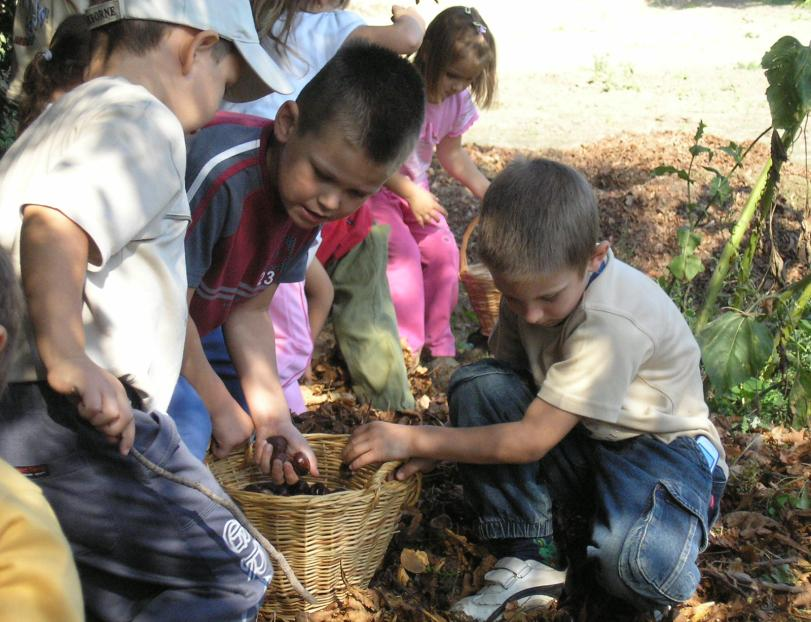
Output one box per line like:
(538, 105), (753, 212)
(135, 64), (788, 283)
(479, 158), (600, 277)
(413, 6), (497, 108)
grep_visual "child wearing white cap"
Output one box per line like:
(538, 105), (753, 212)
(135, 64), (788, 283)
(0, 1), (291, 619)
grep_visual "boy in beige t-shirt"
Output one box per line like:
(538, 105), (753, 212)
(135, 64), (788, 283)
(343, 158), (727, 621)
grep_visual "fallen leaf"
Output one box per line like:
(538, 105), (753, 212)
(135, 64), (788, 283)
(400, 548), (430, 574)
(793, 584), (811, 608)
(691, 601), (717, 621)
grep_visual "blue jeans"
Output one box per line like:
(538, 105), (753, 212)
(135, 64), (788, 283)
(0, 382), (269, 622)
(448, 360), (726, 611)
(168, 327), (249, 460)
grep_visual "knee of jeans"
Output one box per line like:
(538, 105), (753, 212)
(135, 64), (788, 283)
(617, 479), (708, 606)
(447, 360), (519, 426)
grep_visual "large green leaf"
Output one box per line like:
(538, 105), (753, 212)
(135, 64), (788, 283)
(697, 312), (774, 392)
(762, 36), (811, 130)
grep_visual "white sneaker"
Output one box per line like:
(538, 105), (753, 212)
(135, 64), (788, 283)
(451, 557), (566, 621)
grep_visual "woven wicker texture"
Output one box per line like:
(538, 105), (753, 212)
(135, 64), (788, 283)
(207, 434), (420, 619)
(459, 215), (502, 336)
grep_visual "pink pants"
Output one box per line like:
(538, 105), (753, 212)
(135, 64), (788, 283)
(269, 281), (311, 414)
(369, 187), (459, 357)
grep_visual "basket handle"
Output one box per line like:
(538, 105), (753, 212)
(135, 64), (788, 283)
(459, 214), (480, 275)
(368, 461), (422, 504)
(369, 460), (400, 488)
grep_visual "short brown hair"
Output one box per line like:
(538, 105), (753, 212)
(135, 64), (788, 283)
(0, 249), (22, 393)
(479, 158), (600, 277)
(414, 6), (497, 109)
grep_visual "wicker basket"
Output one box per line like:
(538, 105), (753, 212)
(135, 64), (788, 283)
(207, 434), (420, 620)
(459, 215), (502, 337)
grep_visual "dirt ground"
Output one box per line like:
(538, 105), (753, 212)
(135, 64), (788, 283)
(354, 0), (811, 160)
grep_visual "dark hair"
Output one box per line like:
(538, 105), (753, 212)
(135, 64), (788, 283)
(0, 249), (22, 393)
(479, 158), (600, 276)
(296, 41), (425, 166)
(17, 14), (91, 135)
(253, 0), (350, 56)
(413, 6), (497, 108)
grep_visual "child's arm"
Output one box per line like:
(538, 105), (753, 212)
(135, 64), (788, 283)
(346, 5), (425, 55)
(436, 135), (490, 200)
(181, 301), (255, 457)
(304, 259), (333, 346)
(223, 283), (320, 481)
(343, 396), (580, 478)
(385, 173), (447, 226)
(20, 206), (135, 453)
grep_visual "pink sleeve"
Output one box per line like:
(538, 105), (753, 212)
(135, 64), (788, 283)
(447, 90), (480, 138)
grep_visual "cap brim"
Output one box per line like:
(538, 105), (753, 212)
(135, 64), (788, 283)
(225, 39), (292, 103)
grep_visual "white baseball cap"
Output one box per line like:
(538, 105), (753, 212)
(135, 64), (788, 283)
(85, 0), (292, 102)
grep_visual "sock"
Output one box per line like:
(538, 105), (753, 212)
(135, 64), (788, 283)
(489, 536), (565, 570)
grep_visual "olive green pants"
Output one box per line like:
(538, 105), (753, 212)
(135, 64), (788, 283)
(327, 225), (415, 411)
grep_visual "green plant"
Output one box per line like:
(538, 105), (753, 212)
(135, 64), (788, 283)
(655, 36), (811, 429)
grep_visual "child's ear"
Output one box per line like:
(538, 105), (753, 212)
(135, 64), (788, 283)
(181, 29), (221, 76)
(588, 241), (610, 272)
(273, 100), (300, 144)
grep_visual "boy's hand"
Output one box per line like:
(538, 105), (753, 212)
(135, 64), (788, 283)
(253, 417), (319, 484)
(342, 421), (414, 471)
(406, 187), (447, 226)
(46, 355), (135, 455)
(209, 398), (255, 458)
(393, 457), (436, 481)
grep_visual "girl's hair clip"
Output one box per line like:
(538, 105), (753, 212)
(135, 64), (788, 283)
(41, 48), (53, 61)
(472, 20), (487, 35)
(464, 6), (472, 14)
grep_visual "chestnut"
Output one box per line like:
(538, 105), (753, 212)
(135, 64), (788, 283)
(291, 452), (310, 476)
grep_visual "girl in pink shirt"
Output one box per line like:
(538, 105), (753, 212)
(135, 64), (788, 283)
(369, 6), (497, 382)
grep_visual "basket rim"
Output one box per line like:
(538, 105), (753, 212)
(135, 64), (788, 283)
(459, 214), (480, 274)
(208, 433), (415, 500)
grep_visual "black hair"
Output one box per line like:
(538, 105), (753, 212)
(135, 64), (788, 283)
(0, 249), (22, 393)
(296, 40), (425, 166)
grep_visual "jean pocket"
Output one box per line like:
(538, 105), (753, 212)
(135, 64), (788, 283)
(620, 478), (709, 604)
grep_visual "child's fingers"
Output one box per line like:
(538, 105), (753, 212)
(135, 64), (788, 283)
(300, 446), (320, 477)
(435, 203), (448, 216)
(211, 439), (229, 459)
(281, 460), (299, 485)
(395, 461), (421, 480)
(254, 437), (273, 474)
(118, 419), (135, 456)
(270, 455), (286, 484)
(348, 450), (376, 472)
(342, 427), (370, 462)
(395, 457), (435, 480)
